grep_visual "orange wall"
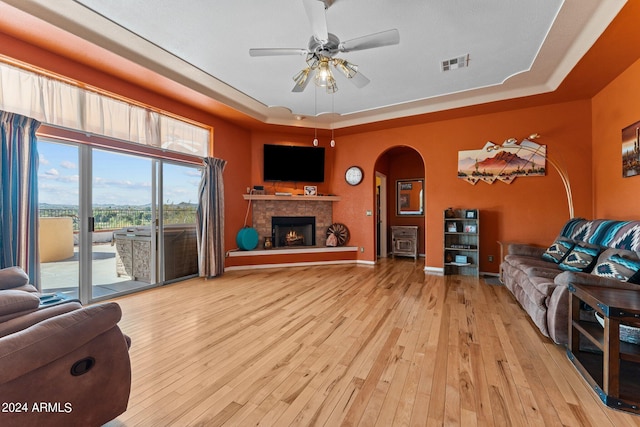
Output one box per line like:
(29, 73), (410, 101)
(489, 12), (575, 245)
(2, 29), (627, 275)
(592, 56), (640, 219)
(331, 100), (593, 272)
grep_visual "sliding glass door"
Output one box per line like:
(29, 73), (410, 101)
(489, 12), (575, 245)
(37, 140), (81, 298)
(160, 162), (201, 283)
(91, 149), (156, 300)
(38, 138), (201, 303)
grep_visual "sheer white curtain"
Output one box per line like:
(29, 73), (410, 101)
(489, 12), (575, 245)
(0, 61), (209, 157)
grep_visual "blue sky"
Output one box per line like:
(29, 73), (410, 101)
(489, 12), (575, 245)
(38, 141), (202, 206)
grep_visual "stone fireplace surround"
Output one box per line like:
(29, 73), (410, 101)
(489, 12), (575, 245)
(251, 198), (333, 248)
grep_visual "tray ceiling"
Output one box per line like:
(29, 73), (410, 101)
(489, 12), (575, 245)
(1, 0), (627, 129)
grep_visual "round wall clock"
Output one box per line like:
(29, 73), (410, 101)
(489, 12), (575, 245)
(345, 166), (364, 186)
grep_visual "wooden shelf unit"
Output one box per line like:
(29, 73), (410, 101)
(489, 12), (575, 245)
(443, 208), (479, 276)
(567, 284), (640, 414)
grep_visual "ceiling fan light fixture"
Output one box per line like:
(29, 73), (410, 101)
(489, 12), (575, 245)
(334, 58), (358, 79)
(306, 53), (320, 69)
(314, 58), (338, 93)
(325, 77), (338, 93)
(293, 68), (311, 88)
(315, 58), (332, 84)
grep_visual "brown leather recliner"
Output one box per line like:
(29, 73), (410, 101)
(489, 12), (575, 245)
(0, 267), (131, 427)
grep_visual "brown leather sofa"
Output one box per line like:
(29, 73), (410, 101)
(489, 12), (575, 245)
(501, 218), (640, 345)
(0, 267), (131, 426)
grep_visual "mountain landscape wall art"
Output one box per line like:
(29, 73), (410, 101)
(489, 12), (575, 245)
(458, 140), (547, 185)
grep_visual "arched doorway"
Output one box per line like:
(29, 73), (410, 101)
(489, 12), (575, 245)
(374, 146), (426, 262)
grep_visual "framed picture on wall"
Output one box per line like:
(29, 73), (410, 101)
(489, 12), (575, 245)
(622, 120), (640, 178)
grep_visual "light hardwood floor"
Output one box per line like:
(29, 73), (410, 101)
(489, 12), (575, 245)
(105, 259), (640, 426)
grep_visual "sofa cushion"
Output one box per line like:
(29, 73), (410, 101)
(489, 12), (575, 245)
(0, 290), (40, 317)
(593, 253), (640, 284)
(559, 244), (601, 272)
(0, 267), (29, 290)
(542, 238), (575, 263)
(519, 275), (557, 308)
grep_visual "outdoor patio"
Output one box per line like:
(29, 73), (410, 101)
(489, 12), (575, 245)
(40, 235), (150, 299)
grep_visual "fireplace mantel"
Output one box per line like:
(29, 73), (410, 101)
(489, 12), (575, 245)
(243, 194), (340, 202)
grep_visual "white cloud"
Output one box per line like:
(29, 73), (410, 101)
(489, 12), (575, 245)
(45, 168), (59, 176)
(60, 160), (77, 169)
(39, 154), (50, 165)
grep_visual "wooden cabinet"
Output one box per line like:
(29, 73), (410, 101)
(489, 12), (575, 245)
(443, 208), (479, 276)
(567, 284), (640, 414)
(391, 226), (418, 260)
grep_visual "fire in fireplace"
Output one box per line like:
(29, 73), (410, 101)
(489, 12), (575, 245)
(272, 216), (316, 248)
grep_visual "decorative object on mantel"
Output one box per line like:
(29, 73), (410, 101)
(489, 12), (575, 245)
(326, 223), (349, 247)
(304, 185), (317, 196)
(263, 236), (273, 249)
(458, 134), (546, 185)
(622, 120), (640, 178)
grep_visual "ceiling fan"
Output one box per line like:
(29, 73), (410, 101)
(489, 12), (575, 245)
(249, 0), (400, 93)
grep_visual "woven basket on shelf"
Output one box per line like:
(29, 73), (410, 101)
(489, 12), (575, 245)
(594, 312), (640, 345)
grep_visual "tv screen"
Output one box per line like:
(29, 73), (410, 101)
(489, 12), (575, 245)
(263, 144), (325, 183)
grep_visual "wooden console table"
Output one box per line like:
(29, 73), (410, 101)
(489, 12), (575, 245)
(567, 283), (640, 414)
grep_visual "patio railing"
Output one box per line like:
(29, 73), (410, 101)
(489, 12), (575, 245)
(39, 206), (197, 231)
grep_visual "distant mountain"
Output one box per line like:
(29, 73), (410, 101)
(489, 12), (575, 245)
(478, 151), (532, 170)
(39, 202), (197, 209)
(459, 151), (539, 175)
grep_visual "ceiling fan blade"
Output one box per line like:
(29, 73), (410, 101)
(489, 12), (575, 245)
(349, 71), (370, 88)
(249, 48), (308, 57)
(303, 0), (329, 43)
(339, 29), (400, 52)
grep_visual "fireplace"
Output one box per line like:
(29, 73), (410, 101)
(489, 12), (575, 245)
(272, 216), (316, 247)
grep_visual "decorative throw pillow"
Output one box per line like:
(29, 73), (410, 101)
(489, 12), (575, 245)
(542, 238), (575, 264)
(593, 254), (640, 284)
(559, 244), (601, 272)
(0, 266), (29, 290)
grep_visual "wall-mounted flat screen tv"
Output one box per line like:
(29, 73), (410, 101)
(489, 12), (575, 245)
(263, 144), (325, 183)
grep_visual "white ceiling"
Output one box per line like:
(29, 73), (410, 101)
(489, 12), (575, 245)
(3, 0), (626, 129)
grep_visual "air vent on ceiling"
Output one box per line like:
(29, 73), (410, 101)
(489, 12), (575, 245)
(441, 54), (469, 72)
